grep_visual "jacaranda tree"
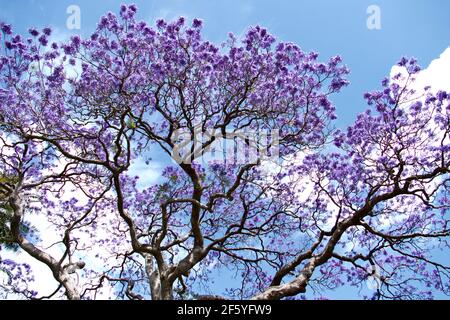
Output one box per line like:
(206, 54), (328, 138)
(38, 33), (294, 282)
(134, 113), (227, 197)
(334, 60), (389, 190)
(0, 5), (448, 300)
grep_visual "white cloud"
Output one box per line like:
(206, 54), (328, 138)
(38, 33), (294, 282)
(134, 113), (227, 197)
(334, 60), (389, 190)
(128, 157), (162, 190)
(390, 47), (450, 93)
(377, 47), (450, 230)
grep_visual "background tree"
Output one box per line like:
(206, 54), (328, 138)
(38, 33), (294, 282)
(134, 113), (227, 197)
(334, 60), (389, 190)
(0, 5), (448, 300)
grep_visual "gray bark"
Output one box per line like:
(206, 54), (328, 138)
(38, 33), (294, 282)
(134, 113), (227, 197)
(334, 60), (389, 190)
(9, 187), (83, 300)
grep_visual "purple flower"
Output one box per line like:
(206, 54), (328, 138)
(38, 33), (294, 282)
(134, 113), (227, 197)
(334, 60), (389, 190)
(397, 57), (408, 67)
(192, 18), (203, 28)
(38, 35), (48, 46)
(156, 19), (166, 29)
(436, 90), (447, 101)
(42, 27), (52, 36)
(28, 28), (39, 37)
(376, 103), (386, 112)
(177, 16), (185, 26)
(129, 4), (137, 13)
(1, 23), (12, 35)
(99, 16), (108, 28)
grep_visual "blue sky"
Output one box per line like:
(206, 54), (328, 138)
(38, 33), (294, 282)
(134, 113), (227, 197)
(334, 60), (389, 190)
(1, 0), (449, 299)
(1, 0), (450, 126)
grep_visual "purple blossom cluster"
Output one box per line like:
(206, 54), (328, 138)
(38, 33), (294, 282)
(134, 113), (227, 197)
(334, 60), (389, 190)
(0, 5), (448, 300)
